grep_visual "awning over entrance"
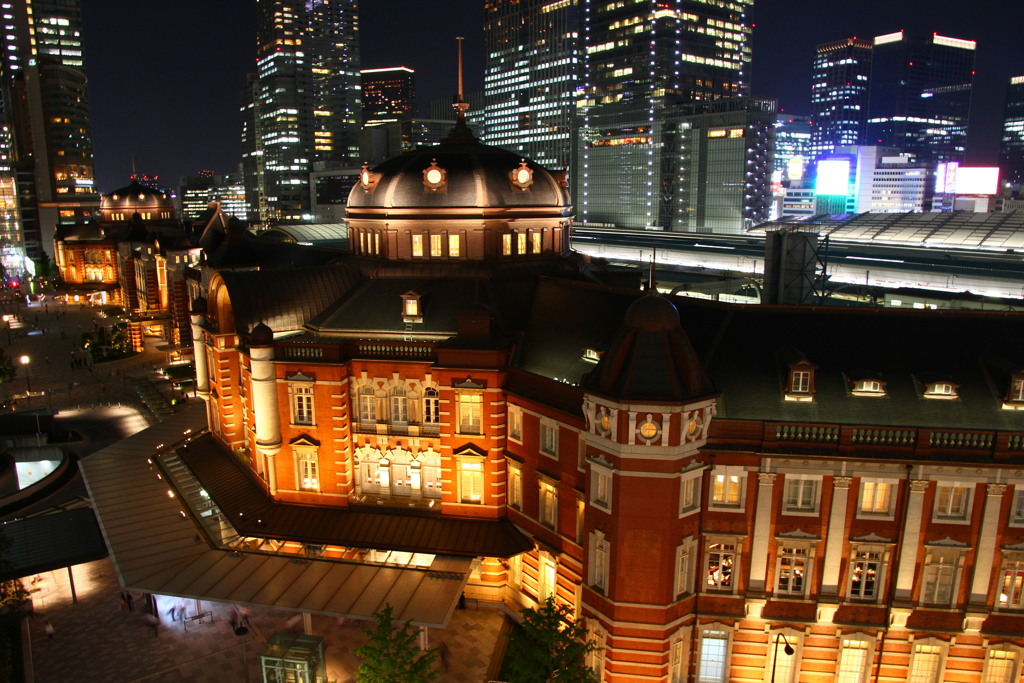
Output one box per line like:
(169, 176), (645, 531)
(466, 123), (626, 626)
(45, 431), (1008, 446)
(79, 406), (470, 628)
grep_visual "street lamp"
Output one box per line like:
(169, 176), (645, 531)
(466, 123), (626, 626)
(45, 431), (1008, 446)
(19, 355), (30, 394)
(769, 632), (795, 683)
(1, 315), (9, 344)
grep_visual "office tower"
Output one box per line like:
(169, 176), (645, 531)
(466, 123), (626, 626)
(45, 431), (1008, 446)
(773, 114), (812, 184)
(866, 31), (975, 166)
(811, 38), (872, 158)
(361, 67), (416, 126)
(670, 98), (775, 233)
(578, 0), (753, 231)
(483, 0), (578, 169)
(0, 0), (98, 266)
(248, 0), (361, 224)
(1001, 76), (1024, 189)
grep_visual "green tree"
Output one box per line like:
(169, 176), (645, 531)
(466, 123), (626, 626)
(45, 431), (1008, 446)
(0, 349), (14, 386)
(109, 322), (132, 355)
(353, 604), (438, 683)
(505, 597), (599, 683)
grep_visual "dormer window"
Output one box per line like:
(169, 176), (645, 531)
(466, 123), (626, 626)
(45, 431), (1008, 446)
(924, 382), (957, 400)
(1005, 374), (1024, 410)
(782, 348), (816, 402)
(401, 291), (422, 323)
(853, 379), (885, 396)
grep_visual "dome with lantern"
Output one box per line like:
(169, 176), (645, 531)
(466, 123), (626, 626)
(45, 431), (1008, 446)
(100, 179), (176, 223)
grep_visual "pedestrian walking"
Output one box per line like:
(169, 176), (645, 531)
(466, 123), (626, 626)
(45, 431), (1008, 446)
(44, 621), (55, 639)
(437, 640), (449, 671)
(144, 613), (159, 637)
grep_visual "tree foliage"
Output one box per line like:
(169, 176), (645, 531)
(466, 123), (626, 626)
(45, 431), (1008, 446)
(0, 349), (14, 386)
(505, 597), (599, 683)
(353, 603), (438, 683)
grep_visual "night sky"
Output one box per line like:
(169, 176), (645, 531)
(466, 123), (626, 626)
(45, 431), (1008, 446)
(81, 0), (1020, 194)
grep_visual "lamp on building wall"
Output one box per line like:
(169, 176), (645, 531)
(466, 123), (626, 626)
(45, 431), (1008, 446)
(770, 633), (795, 683)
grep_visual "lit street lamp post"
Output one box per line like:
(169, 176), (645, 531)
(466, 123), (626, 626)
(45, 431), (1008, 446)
(19, 355), (30, 395)
(769, 633), (795, 683)
(1, 315), (10, 344)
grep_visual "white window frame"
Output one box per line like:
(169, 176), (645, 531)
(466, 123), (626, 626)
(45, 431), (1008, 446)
(767, 629), (802, 683)
(857, 479), (896, 519)
(932, 483), (972, 523)
(590, 461), (613, 513)
(390, 388), (408, 425)
(791, 369), (811, 394)
(920, 547), (962, 607)
(538, 476), (559, 529)
(783, 475), (820, 515)
(848, 545), (888, 602)
(679, 469), (702, 517)
(709, 466), (745, 511)
(538, 552), (557, 601)
(775, 544), (812, 598)
(674, 537), (696, 597)
(457, 391), (482, 435)
(508, 403), (522, 442)
(907, 639), (947, 683)
(668, 628), (690, 683)
(294, 445), (320, 492)
(289, 382), (315, 426)
(1011, 488), (1024, 527)
(357, 386), (377, 424)
(422, 387), (439, 425)
(588, 530), (610, 593)
(836, 636), (874, 683)
(704, 537), (739, 593)
(540, 418), (558, 458)
(507, 459), (522, 510)
(458, 457), (484, 504)
(696, 626), (731, 683)
(983, 646), (1022, 683)
(998, 553), (1024, 611)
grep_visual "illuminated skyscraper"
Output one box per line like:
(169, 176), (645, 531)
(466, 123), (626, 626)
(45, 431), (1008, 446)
(811, 38), (872, 158)
(866, 31), (975, 166)
(248, 0), (361, 224)
(0, 0), (99, 265)
(1001, 76), (1024, 189)
(361, 67), (416, 127)
(483, 0), (579, 169)
(578, 0), (753, 230)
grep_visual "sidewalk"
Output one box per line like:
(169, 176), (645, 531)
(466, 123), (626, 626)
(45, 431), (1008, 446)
(26, 557), (507, 682)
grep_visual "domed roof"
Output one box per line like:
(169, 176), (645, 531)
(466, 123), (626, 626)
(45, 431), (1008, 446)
(347, 120), (570, 215)
(585, 294), (715, 402)
(101, 180), (173, 212)
(249, 322), (274, 346)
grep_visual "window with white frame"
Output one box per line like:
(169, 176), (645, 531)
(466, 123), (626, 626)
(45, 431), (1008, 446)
(675, 537), (696, 597)
(923, 382), (957, 399)
(295, 447), (319, 492)
(859, 479), (894, 516)
(587, 621), (608, 680)
(290, 383), (314, 425)
(705, 540), (737, 592)
(769, 632), (799, 683)
(908, 642), (944, 683)
(575, 496), (585, 544)
(983, 647), (1020, 683)
(791, 369), (811, 394)
(508, 404), (522, 441)
(539, 478), (558, 529)
(423, 387), (439, 425)
(669, 630), (689, 683)
(458, 458), (484, 503)
(920, 548), (961, 607)
(457, 392), (482, 434)
(1008, 377), (1024, 404)
(589, 530), (610, 592)
(507, 460), (522, 509)
(679, 471), (702, 516)
(501, 233), (512, 256)
(849, 546), (886, 601)
(357, 386), (377, 424)
(390, 388), (408, 424)
(852, 378), (885, 396)
(998, 554), (1024, 610)
(933, 483), (971, 521)
(710, 467), (744, 509)
(784, 476), (819, 513)
(538, 553), (557, 601)
(1013, 488), (1024, 525)
(540, 419), (558, 457)
(776, 545), (810, 597)
(590, 463), (612, 512)
(507, 553), (521, 587)
(696, 628), (730, 683)
(837, 638), (872, 683)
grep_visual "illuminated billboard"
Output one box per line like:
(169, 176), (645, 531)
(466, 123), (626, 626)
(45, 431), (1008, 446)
(934, 164), (999, 195)
(815, 159), (851, 196)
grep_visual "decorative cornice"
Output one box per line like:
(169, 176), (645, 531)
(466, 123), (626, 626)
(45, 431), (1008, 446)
(758, 472), (778, 486)
(833, 476), (853, 489)
(988, 483), (1009, 497)
(910, 480), (929, 493)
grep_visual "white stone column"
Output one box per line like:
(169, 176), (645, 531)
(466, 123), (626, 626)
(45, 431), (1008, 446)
(968, 483), (1008, 609)
(748, 472), (777, 595)
(190, 312), (209, 398)
(820, 476), (853, 598)
(894, 480), (929, 601)
(251, 343), (281, 494)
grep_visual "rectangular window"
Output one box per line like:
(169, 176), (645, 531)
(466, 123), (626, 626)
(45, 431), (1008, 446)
(849, 548), (884, 601)
(296, 450), (319, 491)
(448, 234), (461, 257)
(539, 554), (557, 601)
(697, 630), (729, 683)
(390, 392), (408, 424)
(859, 480), (892, 515)
(1011, 378), (1024, 402)
(1013, 489), (1024, 525)
(791, 370), (810, 393)
(908, 644), (942, 683)
(358, 390), (377, 423)
(710, 468), (742, 508)
(531, 231), (542, 254)
(539, 479), (558, 529)
(517, 231), (527, 255)
(540, 420), (558, 457)
(784, 477), (818, 512)
(411, 234), (424, 257)
(591, 467), (612, 512)
(837, 639), (870, 683)
(934, 484), (969, 520)
(422, 388), (439, 424)
(590, 531), (610, 592)
(706, 542), (736, 591)
(776, 546), (809, 596)
(921, 549), (959, 606)
(675, 540), (693, 596)
(770, 634), (798, 683)
(983, 650), (1018, 683)
(458, 393), (482, 434)
(502, 233), (512, 255)
(430, 234), (442, 257)
(508, 461), (522, 509)
(508, 404), (522, 441)
(291, 384), (314, 425)
(459, 460), (483, 503)
(999, 559), (1024, 610)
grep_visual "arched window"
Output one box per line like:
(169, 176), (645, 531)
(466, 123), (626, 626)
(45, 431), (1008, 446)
(423, 388), (439, 424)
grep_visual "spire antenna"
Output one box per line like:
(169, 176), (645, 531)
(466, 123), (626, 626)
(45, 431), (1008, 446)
(452, 36), (469, 121)
(648, 248), (657, 292)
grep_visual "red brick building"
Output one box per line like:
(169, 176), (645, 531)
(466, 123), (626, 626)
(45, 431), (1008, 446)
(186, 117), (1024, 682)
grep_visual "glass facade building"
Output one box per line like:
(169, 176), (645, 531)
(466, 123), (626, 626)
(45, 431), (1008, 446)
(483, 0), (579, 169)
(578, 0), (753, 230)
(811, 38), (872, 158)
(361, 66), (416, 127)
(1001, 76), (1024, 189)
